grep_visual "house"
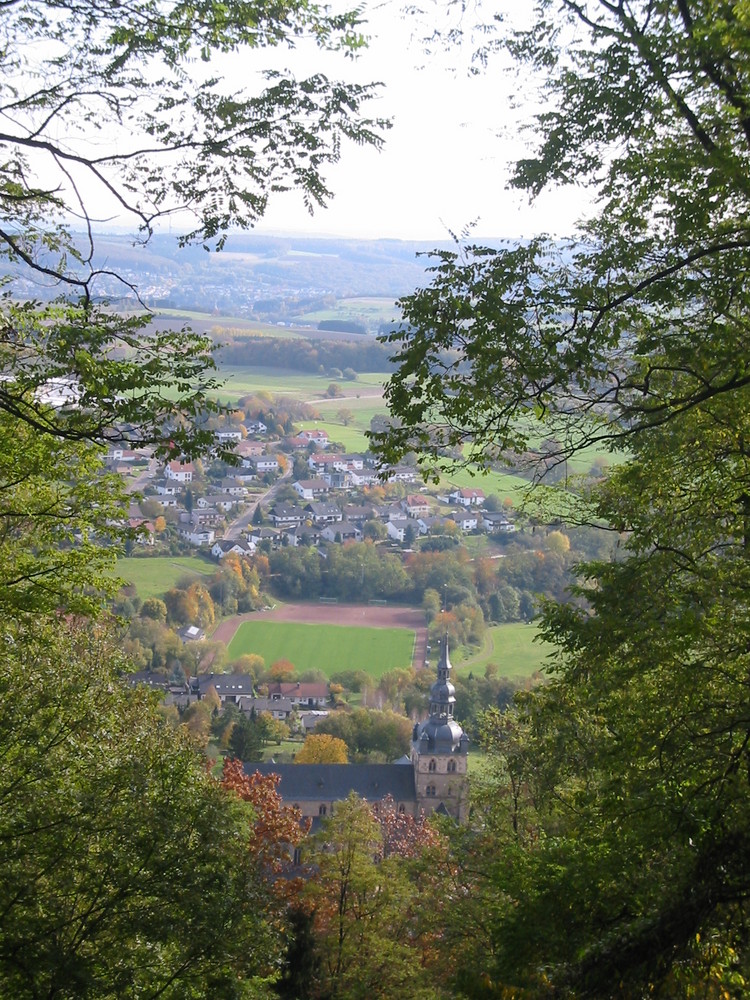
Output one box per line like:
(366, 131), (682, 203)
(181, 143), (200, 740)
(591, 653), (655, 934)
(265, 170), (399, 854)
(155, 479), (181, 497)
(220, 478), (249, 496)
(194, 672), (255, 702)
(107, 446), (140, 463)
(321, 521), (362, 544)
(211, 538), (255, 559)
(342, 504), (378, 524)
(267, 504), (307, 528)
(179, 525), (215, 547)
(245, 420), (268, 435)
(266, 681), (329, 709)
(322, 471), (353, 491)
(164, 460), (195, 483)
(448, 487), (486, 507)
(348, 468), (379, 487)
(298, 710), (330, 733)
(304, 502), (343, 525)
(179, 624), (205, 642)
(281, 525), (322, 547)
(293, 479), (330, 501)
(236, 695), (294, 720)
(216, 428), (243, 444)
(248, 638), (468, 823)
(252, 455), (279, 475)
(481, 511), (516, 533)
(386, 516), (411, 543)
(127, 517), (156, 545)
(385, 466), (418, 484)
(296, 428), (330, 448)
(199, 494), (240, 513)
(416, 515), (447, 536)
(247, 526), (280, 547)
(307, 452), (364, 474)
(235, 440), (265, 459)
(401, 494), (431, 519)
(447, 509), (479, 532)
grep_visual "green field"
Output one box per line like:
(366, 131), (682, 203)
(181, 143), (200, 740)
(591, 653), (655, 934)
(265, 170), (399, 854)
(453, 623), (558, 680)
(227, 620), (415, 679)
(116, 556), (215, 599)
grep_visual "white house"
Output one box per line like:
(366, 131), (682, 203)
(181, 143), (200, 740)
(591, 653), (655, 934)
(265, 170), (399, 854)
(386, 517), (410, 542)
(297, 428), (330, 448)
(211, 539), (255, 559)
(448, 509), (479, 531)
(164, 460), (195, 483)
(293, 479), (330, 500)
(179, 525), (215, 546)
(448, 487), (486, 507)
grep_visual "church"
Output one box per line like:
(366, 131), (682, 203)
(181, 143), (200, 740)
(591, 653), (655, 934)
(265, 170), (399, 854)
(249, 635), (469, 823)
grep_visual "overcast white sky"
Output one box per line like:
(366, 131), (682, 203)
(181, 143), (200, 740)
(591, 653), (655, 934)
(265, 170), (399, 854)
(247, 4), (591, 242)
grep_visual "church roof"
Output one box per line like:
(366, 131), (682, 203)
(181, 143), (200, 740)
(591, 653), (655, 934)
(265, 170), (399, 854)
(247, 762), (418, 804)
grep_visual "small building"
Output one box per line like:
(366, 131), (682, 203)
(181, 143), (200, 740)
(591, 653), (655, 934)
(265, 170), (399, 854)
(304, 502), (343, 525)
(164, 460), (195, 483)
(321, 521), (362, 544)
(180, 625), (205, 642)
(293, 479), (330, 501)
(448, 487), (486, 507)
(212, 538), (255, 559)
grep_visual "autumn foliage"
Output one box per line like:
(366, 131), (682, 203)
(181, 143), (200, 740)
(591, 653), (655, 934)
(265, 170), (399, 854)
(221, 758), (310, 884)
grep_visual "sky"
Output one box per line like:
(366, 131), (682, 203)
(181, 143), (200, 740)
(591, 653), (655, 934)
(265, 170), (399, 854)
(239, 4), (591, 242)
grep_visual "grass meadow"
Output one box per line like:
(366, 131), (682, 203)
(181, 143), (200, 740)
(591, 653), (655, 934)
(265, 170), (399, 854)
(116, 556), (215, 599)
(227, 620), (415, 679)
(453, 623), (557, 681)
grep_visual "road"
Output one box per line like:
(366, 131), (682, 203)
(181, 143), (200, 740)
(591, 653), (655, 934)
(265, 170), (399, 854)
(224, 466), (292, 539)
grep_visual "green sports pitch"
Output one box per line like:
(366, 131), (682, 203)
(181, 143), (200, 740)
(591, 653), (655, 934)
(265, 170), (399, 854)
(227, 621), (414, 679)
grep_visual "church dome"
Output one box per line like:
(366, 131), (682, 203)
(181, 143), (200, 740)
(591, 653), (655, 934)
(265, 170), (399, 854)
(420, 715), (464, 752)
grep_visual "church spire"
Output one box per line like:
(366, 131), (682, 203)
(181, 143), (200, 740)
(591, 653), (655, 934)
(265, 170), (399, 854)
(429, 633), (456, 719)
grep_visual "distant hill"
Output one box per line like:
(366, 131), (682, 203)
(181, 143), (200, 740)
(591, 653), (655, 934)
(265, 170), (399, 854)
(5, 229), (518, 331)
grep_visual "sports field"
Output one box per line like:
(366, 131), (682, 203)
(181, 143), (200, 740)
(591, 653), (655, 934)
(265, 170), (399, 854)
(227, 620), (415, 679)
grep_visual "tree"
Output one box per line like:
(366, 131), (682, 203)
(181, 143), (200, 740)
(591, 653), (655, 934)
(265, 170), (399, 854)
(326, 382), (343, 398)
(372, 1), (750, 992)
(0, 618), (276, 998)
(0, 0), (385, 621)
(303, 794), (433, 1000)
(336, 407), (354, 426)
(268, 658), (296, 682)
(228, 714), (264, 763)
(295, 733), (348, 764)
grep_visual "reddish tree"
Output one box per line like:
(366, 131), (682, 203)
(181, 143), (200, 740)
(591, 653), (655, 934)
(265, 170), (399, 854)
(221, 759), (311, 896)
(373, 794), (444, 859)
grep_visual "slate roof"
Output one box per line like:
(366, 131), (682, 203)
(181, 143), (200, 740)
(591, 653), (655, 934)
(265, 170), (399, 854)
(247, 763), (418, 804)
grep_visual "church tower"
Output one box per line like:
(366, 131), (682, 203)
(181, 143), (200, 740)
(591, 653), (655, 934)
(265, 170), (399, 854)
(411, 635), (469, 822)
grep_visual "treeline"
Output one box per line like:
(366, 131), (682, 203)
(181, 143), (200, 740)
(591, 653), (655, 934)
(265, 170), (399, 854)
(216, 335), (394, 373)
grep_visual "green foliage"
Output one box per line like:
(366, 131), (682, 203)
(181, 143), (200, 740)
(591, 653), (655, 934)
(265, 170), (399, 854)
(373, 1), (750, 993)
(0, 413), (126, 617)
(228, 714), (265, 763)
(304, 795), (439, 1000)
(314, 707), (413, 762)
(0, 619), (275, 998)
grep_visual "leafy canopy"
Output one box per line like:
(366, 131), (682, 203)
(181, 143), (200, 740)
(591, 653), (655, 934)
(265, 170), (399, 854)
(374, 1), (750, 995)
